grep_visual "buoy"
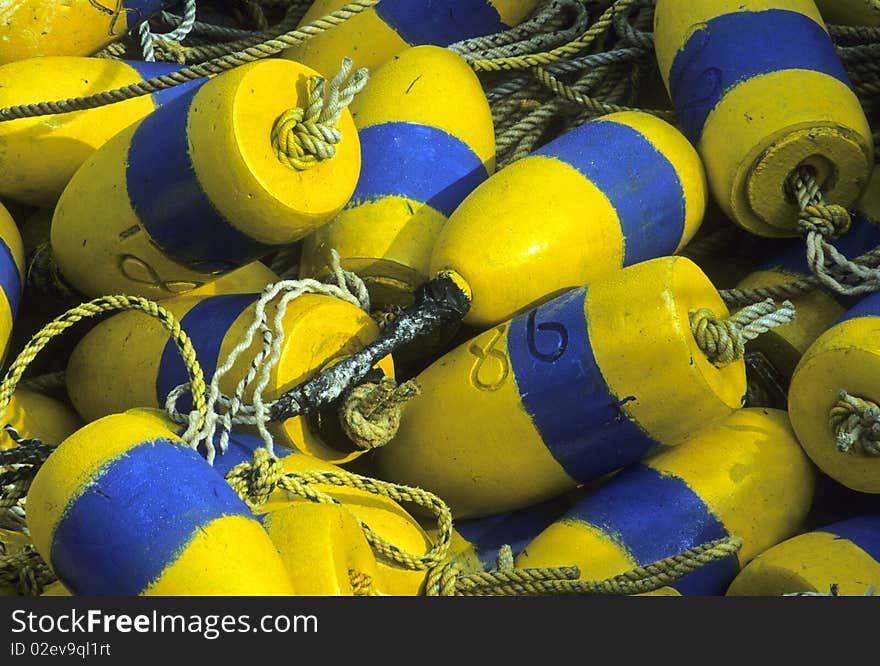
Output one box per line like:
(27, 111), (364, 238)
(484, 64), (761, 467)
(0, 57), (205, 207)
(300, 45), (495, 309)
(654, 0), (873, 237)
(25, 412), (297, 595)
(515, 408), (815, 595)
(0, 203), (25, 363)
(726, 515), (880, 596)
(66, 293), (394, 463)
(375, 256), (746, 518)
(130, 409), (433, 596)
(0, 389), (83, 450)
(282, 0), (540, 78)
(0, 1), (174, 64)
(429, 110), (706, 327)
(789, 291), (880, 493)
(50, 59), (361, 299)
(815, 0), (880, 25)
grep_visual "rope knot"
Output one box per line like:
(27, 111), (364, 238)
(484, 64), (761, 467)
(829, 390), (880, 456)
(224, 448), (284, 511)
(348, 568), (377, 596)
(339, 377), (421, 451)
(270, 57), (368, 171)
(798, 204), (852, 240)
(690, 299), (796, 367)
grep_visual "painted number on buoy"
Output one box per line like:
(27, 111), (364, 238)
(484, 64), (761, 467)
(470, 325), (510, 392)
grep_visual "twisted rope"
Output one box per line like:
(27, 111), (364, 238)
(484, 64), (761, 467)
(0, 545), (56, 596)
(270, 58), (368, 170)
(690, 299), (797, 367)
(338, 377), (421, 451)
(225, 448), (453, 571)
(138, 0), (198, 61)
(426, 537), (742, 596)
(830, 390), (880, 456)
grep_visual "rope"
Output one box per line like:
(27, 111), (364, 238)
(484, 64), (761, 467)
(224, 448), (453, 571)
(0, 0), (381, 121)
(338, 377), (421, 451)
(348, 569), (377, 596)
(270, 58), (368, 171)
(690, 299), (797, 367)
(0, 545), (56, 596)
(139, 0), (198, 61)
(0, 296), (207, 434)
(425, 536), (742, 596)
(168, 250), (370, 463)
(830, 390), (880, 456)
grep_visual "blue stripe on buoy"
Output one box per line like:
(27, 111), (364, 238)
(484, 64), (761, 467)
(126, 90), (274, 274)
(0, 239), (21, 319)
(832, 291), (880, 326)
(50, 438), (252, 595)
(564, 464), (739, 595)
(123, 0), (171, 26)
(156, 294), (259, 411)
(758, 214), (880, 310)
(506, 287), (662, 483)
(122, 60), (208, 108)
(668, 9), (852, 142)
(455, 494), (572, 567)
(820, 516), (880, 562)
(533, 120), (686, 266)
(349, 122), (488, 218)
(375, 0), (508, 46)
(207, 430), (297, 479)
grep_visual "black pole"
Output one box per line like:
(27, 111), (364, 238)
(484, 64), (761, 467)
(269, 274), (471, 421)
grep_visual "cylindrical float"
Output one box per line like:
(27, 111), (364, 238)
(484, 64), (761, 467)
(654, 0), (874, 237)
(727, 515), (880, 596)
(66, 293), (394, 463)
(51, 59), (361, 299)
(0, 203), (25, 363)
(0, 389), (83, 450)
(789, 292), (880, 492)
(25, 412), (297, 595)
(0, 57), (205, 207)
(282, 0), (540, 78)
(375, 256), (746, 518)
(131, 409), (433, 596)
(515, 408), (816, 595)
(430, 110), (706, 327)
(300, 45), (495, 309)
(0, 1), (173, 64)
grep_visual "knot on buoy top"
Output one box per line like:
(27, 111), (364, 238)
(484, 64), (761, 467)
(339, 377), (421, 451)
(348, 568), (377, 596)
(798, 203), (852, 240)
(271, 57), (368, 171)
(225, 447), (284, 511)
(690, 298), (796, 367)
(829, 390), (880, 456)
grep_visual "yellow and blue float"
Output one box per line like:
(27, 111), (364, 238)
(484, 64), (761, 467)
(0, 203), (25, 363)
(429, 110), (706, 327)
(282, 0), (540, 78)
(25, 412), (297, 596)
(50, 59), (361, 300)
(726, 515), (880, 596)
(0, 57), (205, 207)
(375, 256), (746, 518)
(299, 45), (495, 309)
(514, 408), (815, 595)
(654, 0), (873, 237)
(0, 1), (173, 64)
(789, 291), (880, 493)
(66, 292), (394, 463)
